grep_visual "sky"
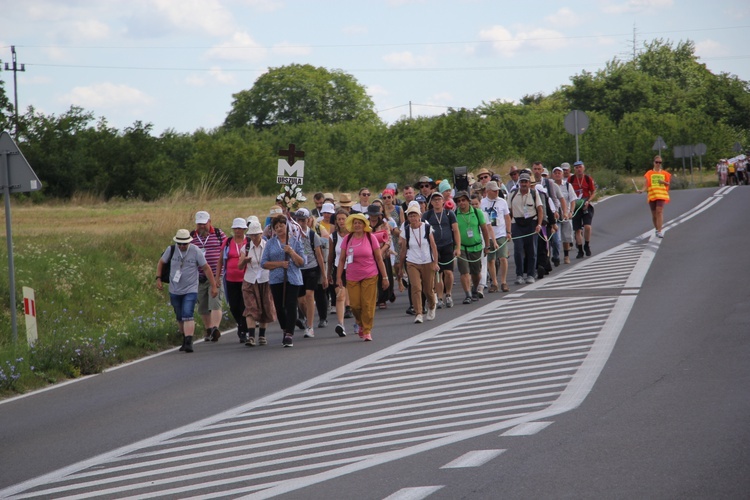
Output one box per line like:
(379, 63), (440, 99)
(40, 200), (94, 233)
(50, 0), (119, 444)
(1, 0), (748, 135)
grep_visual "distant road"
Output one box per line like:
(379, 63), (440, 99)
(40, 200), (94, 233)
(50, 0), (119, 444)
(2, 187), (748, 499)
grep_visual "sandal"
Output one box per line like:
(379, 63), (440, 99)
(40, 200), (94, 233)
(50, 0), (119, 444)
(488, 284), (499, 293)
(501, 283), (509, 292)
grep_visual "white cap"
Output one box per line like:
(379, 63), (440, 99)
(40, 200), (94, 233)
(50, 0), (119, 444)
(231, 217), (248, 229)
(321, 202), (335, 214)
(195, 211), (210, 224)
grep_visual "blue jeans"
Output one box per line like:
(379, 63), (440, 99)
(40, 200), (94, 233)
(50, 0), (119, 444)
(170, 292), (198, 322)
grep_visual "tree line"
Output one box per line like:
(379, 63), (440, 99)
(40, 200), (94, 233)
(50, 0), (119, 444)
(1, 39), (747, 201)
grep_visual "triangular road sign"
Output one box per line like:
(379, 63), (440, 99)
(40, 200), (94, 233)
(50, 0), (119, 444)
(0, 131), (42, 193)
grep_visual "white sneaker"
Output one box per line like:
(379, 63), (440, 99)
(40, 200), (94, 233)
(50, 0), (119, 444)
(655, 231), (663, 238)
(414, 314), (424, 324)
(426, 306), (436, 321)
(445, 295), (453, 308)
(525, 275), (536, 284)
(304, 327), (315, 338)
(515, 275), (525, 285)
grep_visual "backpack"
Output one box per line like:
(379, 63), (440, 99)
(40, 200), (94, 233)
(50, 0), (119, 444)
(510, 189), (552, 224)
(190, 227), (224, 245)
(160, 245), (175, 283)
(404, 222), (431, 247)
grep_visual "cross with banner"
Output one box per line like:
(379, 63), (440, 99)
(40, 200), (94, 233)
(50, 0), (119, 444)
(277, 143), (305, 185)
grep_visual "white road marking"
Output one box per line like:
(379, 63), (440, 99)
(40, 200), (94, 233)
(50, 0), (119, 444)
(441, 449), (506, 468)
(383, 486), (444, 500)
(502, 421), (554, 436)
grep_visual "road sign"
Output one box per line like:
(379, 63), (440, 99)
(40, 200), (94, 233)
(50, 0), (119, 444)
(694, 143), (707, 156)
(564, 110), (589, 135)
(652, 136), (667, 151)
(733, 142), (743, 152)
(0, 131), (42, 193)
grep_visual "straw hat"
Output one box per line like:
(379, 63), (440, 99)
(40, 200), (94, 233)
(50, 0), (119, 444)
(338, 193), (354, 207)
(345, 213), (371, 233)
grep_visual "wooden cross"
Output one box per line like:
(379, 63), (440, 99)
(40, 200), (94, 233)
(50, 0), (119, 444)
(278, 143), (305, 165)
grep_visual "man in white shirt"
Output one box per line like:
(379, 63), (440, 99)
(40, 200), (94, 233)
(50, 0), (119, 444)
(480, 181), (512, 292)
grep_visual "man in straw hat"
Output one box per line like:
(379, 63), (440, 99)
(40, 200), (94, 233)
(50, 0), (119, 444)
(156, 229), (219, 353)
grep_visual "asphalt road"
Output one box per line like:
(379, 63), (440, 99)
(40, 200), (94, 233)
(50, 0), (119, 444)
(1, 186), (748, 499)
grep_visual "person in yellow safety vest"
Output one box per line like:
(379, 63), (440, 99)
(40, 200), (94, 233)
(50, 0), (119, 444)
(638, 155), (672, 239)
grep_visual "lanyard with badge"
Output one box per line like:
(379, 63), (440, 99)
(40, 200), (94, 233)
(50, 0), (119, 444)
(172, 247), (188, 283)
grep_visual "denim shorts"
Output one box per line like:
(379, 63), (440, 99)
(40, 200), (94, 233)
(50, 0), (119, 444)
(170, 292), (198, 322)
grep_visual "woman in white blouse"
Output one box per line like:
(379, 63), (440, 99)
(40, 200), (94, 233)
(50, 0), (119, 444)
(397, 204), (439, 324)
(239, 220), (275, 346)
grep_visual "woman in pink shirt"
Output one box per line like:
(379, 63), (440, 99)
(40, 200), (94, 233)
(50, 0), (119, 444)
(217, 218), (250, 343)
(335, 213), (389, 341)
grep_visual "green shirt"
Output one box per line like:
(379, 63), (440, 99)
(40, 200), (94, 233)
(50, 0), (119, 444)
(455, 207), (485, 251)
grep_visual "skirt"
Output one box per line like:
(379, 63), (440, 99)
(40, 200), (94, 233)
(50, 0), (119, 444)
(242, 280), (276, 324)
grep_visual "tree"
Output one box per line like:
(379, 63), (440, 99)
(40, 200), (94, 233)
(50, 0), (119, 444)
(0, 73), (14, 133)
(224, 64), (380, 129)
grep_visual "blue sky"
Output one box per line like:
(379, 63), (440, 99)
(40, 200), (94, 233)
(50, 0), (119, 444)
(1, 0), (748, 134)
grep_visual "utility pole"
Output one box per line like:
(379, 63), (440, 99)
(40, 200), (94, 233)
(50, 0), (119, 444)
(4, 45), (26, 139)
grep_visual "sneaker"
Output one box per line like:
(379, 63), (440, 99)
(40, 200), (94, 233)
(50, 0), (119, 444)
(564, 256), (571, 264)
(445, 295), (453, 308)
(414, 314), (424, 323)
(258, 336), (267, 346)
(335, 324), (347, 337)
(436, 299), (444, 309)
(426, 305), (436, 321)
(584, 243), (591, 256)
(363, 333), (372, 341)
(344, 307), (353, 319)
(462, 296), (472, 304)
(318, 319), (328, 328)
(210, 327), (221, 342)
(295, 318), (306, 330)
(282, 335), (294, 347)
(476, 289), (484, 299)
(576, 250), (584, 259)
(245, 337), (256, 347)
(655, 231), (663, 238)
(304, 327), (315, 338)
(406, 306), (415, 315)
(525, 275), (536, 284)
(515, 275), (525, 285)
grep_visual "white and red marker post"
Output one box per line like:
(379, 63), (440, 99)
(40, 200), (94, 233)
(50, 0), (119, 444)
(22, 286), (38, 346)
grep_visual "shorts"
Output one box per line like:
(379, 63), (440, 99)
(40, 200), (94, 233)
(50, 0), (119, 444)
(170, 292), (198, 322)
(301, 267), (321, 292)
(436, 244), (456, 272)
(488, 237), (509, 261)
(572, 204), (594, 231)
(648, 200), (666, 211)
(457, 249), (482, 276)
(197, 278), (222, 316)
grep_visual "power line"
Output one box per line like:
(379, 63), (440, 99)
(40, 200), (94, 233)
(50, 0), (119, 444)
(3, 45), (25, 139)
(3, 25), (749, 51)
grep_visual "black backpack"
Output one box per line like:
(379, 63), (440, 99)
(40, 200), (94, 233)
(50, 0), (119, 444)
(404, 223), (433, 261)
(160, 245), (175, 283)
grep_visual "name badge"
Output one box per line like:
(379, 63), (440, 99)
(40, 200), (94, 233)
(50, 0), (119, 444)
(467, 229), (474, 239)
(172, 270), (182, 283)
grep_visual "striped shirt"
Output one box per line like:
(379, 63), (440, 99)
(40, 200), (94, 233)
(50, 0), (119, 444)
(191, 228), (226, 277)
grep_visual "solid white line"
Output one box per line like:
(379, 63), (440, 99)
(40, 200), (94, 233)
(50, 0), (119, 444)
(501, 421), (554, 436)
(383, 486), (444, 500)
(441, 449), (506, 468)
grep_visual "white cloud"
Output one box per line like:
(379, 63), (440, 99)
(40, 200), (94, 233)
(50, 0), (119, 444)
(185, 67), (238, 87)
(152, 0), (236, 36)
(70, 19), (111, 40)
(601, 0), (674, 15)
(207, 32), (269, 62)
(695, 39), (729, 58)
(367, 84), (389, 98)
(544, 7), (583, 28)
(240, 0), (284, 12)
(60, 83), (154, 111)
(479, 25), (566, 57)
(382, 51), (436, 68)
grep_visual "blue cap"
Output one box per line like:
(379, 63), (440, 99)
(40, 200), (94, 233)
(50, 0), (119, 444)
(573, 160), (584, 166)
(415, 194), (427, 203)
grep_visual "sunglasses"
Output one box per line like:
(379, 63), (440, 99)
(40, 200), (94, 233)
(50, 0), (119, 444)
(654, 161), (662, 164)
(382, 196), (392, 199)
(177, 242), (189, 247)
(479, 175), (490, 180)
(361, 193), (371, 196)
(418, 184), (431, 189)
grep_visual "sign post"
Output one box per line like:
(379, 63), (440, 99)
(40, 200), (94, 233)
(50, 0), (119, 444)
(23, 286), (38, 346)
(564, 110), (589, 162)
(652, 136), (668, 158)
(277, 143), (305, 185)
(1, 131), (43, 344)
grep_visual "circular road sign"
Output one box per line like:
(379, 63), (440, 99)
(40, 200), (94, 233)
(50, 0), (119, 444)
(564, 110), (589, 135)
